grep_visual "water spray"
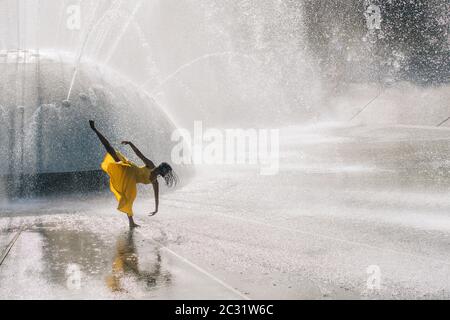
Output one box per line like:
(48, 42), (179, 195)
(62, 1), (103, 109)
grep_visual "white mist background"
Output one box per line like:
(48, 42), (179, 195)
(1, 0), (449, 129)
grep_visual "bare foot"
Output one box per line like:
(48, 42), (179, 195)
(130, 221), (141, 229)
(128, 216), (141, 229)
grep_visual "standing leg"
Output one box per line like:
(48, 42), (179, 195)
(128, 216), (140, 229)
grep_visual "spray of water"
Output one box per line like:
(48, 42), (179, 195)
(139, 51), (258, 95)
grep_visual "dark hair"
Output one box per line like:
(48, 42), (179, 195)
(157, 162), (178, 187)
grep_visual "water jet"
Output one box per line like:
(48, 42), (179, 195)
(0, 50), (189, 199)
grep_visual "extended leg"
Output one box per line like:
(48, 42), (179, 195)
(89, 120), (120, 162)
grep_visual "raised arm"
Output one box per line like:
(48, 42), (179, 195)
(121, 141), (156, 169)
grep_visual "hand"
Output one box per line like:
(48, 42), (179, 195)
(121, 141), (132, 146)
(89, 120), (96, 130)
(149, 211), (158, 217)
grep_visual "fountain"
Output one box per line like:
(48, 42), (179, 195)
(2, 0), (450, 301)
(0, 0), (448, 198)
(0, 50), (183, 198)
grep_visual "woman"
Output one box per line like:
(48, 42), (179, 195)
(89, 120), (177, 228)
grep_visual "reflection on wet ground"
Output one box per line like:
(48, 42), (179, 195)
(106, 231), (170, 293)
(4, 125), (450, 299)
(0, 218), (241, 299)
(37, 225), (171, 293)
(38, 225), (113, 286)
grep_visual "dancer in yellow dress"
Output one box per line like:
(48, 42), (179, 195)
(89, 120), (177, 228)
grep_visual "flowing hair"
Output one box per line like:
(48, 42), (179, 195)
(157, 163), (178, 187)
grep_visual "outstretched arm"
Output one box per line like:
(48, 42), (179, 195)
(149, 180), (159, 216)
(122, 141), (156, 169)
(89, 120), (120, 162)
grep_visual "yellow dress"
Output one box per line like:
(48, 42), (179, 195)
(101, 151), (153, 217)
(106, 234), (138, 292)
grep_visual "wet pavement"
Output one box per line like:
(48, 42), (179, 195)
(0, 217), (243, 299)
(2, 124), (450, 299)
